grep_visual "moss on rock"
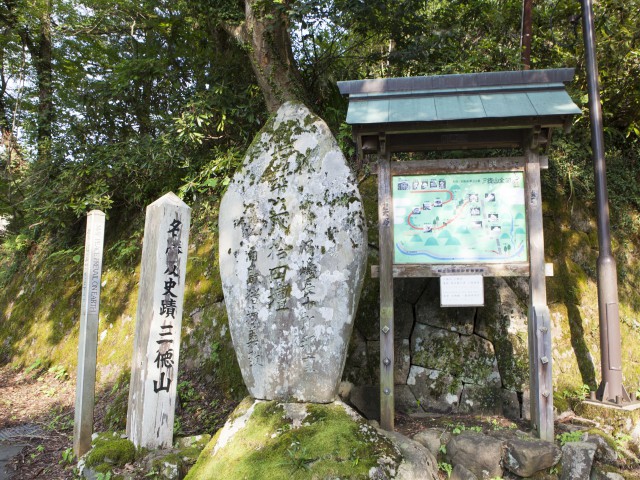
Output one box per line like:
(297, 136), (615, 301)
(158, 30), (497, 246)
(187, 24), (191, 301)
(85, 435), (136, 469)
(185, 398), (402, 480)
(574, 402), (640, 437)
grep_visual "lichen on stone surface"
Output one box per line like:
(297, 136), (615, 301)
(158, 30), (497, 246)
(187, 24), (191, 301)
(219, 101), (367, 403)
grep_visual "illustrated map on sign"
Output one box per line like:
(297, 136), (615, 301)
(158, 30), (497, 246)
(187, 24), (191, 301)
(393, 172), (528, 264)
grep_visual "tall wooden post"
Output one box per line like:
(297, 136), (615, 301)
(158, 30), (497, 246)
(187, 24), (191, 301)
(127, 193), (191, 449)
(378, 141), (395, 431)
(524, 137), (554, 441)
(74, 210), (106, 457)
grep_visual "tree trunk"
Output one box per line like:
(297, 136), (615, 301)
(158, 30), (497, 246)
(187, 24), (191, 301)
(224, 0), (305, 113)
(34, 2), (54, 164)
(15, 0), (54, 165)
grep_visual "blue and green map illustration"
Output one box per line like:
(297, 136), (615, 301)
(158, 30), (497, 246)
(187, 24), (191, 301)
(393, 172), (528, 264)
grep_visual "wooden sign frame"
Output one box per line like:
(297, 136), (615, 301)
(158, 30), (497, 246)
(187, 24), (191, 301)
(376, 135), (554, 441)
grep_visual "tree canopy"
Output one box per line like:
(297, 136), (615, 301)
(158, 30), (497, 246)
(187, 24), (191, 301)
(0, 0), (639, 247)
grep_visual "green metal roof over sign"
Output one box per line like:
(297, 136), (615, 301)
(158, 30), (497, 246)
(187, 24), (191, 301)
(338, 69), (581, 128)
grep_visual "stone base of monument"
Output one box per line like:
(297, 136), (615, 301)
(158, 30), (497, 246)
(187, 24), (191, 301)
(184, 397), (439, 480)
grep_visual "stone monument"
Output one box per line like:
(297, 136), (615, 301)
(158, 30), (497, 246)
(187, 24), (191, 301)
(74, 210), (106, 457)
(219, 102), (367, 403)
(127, 192), (191, 449)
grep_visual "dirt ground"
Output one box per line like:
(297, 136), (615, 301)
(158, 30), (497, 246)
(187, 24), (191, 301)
(0, 364), (77, 479)
(0, 364), (235, 479)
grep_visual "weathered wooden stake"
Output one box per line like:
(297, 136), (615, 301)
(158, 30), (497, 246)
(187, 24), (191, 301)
(378, 145), (395, 431)
(73, 210), (106, 457)
(127, 193), (190, 449)
(525, 140), (554, 441)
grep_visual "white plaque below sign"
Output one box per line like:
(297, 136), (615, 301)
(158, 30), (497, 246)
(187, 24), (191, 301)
(440, 275), (484, 307)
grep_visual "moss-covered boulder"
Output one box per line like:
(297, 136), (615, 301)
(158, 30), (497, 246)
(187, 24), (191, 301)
(185, 397), (438, 479)
(78, 432), (136, 479)
(77, 432), (212, 480)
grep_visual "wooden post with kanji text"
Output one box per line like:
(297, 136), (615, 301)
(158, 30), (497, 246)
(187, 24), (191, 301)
(126, 193), (191, 449)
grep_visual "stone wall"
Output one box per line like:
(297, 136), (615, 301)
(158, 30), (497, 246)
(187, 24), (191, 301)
(343, 274), (531, 421)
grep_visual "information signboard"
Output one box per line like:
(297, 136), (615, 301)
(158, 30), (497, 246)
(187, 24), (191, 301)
(440, 275), (485, 307)
(393, 171), (527, 264)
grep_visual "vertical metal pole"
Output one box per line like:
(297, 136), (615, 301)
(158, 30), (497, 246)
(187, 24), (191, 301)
(580, 0), (627, 403)
(378, 141), (395, 431)
(521, 0), (533, 69)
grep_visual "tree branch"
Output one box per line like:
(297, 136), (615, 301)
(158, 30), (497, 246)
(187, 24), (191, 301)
(220, 20), (248, 46)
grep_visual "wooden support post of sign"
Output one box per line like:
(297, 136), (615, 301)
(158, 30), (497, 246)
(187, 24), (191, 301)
(525, 136), (554, 441)
(378, 142), (395, 431)
(73, 210), (106, 457)
(127, 193), (191, 449)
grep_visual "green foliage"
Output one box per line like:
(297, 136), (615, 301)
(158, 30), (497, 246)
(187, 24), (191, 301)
(0, 0), (638, 252)
(59, 447), (75, 466)
(174, 416), (184, 437)
(561, 384), (591, 400)
(178, 380), (198, 405)
(30, 445), (45, 460)
(104, 373), (131, 432)
(438, 461), (453, 478)
(175, 379), (225, 435)
(280, 439), (315, 472)
(614, 432), (632, 450)
(554, 384), (591, 410)
(178, 147), (245, 203)
(556, 430), (584, 446)
(1, 8), (640, 478)
(44, 408), (74, 432)
(2, 234), (34, 256)
(48, 364), (69, 381)
(446, 422), (482, 435)
(107, 238), (141, 268)
(25, 358), (45, 375)
(0, 0), (266, 243)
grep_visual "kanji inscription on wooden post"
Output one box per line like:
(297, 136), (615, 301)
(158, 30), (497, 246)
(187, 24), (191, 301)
(127, 192), (191, 449)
